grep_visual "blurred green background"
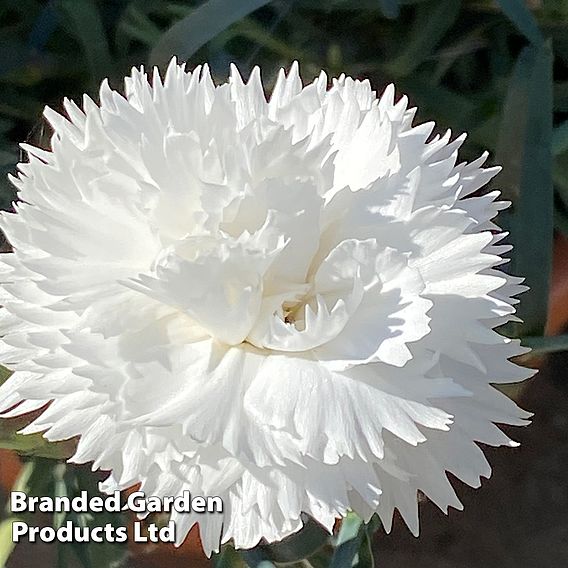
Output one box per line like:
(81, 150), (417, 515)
(1, 1), (568, 567)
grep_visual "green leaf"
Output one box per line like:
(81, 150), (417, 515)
(149, 0), (273, 68)
(555, 153), (568, 214)
(59, 0), (112, 85)
(53, 464), (68, 530)
(260, 518), (330, 563)
(233, 19), (307, 61)
(497, 41), (554, 337)
(555, 208), (568, 238)
(398, 76), (477, 130)
(57, 541), (69, 568)
(0, 367), (11, 386)
(21, 458), (57, 498)
(554, 81), (568, 112)
(213, 545), (245, 568)
(68, 539), (93, 568)
(553, 120), (568, 155)
(495, 0), (543, 45)
(496, 52), (533, 205)
(0, 431), (73, 458)
(11, 461), (35, 495)
(0, 414), (75, 459)
(118, 5), (163, 47)
(523, 334), (568, 355)
(295, 0), (425, 9)
(355, 530), (375, 568)
(335, 513), (363, 547)
(327, 513), (379, 568)
(0, 518), (21, 568)
(240, 548), (276, 568)
(330, 513), (363, 568)
(378, 0), (399, 19)
(386, 0), (461, 77)
(307, 548), (337, 568)
(295, 0), (381, 9)
(364, 514), (382, 536)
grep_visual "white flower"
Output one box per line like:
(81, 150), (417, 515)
(0, 60), (533, 554)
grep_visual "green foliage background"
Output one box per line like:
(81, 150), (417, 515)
(0, 0), (565, 566)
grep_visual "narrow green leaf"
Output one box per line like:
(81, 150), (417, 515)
(495, 0), (543, 45)
(497, 41), (554, 337)
(118, 6), (163, 47)
(386, 0), (461, 77)
(53, 464), (68, 530)
(234, 19), (307, 61)
(378, 0), (399, 19)
(11, 461), (35, 495)
(149, 0), (273, 68)
(59, 0), (112, 83)
(496, 49), (533, 205)
(0, 518), (21, 568)
(523, 334), (568, 355)
(355, 530), (375, 568)
(553, 153), (568, 212)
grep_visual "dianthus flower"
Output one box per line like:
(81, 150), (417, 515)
(0, 61), (533, 553)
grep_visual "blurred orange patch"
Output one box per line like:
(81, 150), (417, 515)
(0, 449), (22, 492)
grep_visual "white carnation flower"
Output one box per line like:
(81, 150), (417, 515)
(0, 60), (533, 554)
